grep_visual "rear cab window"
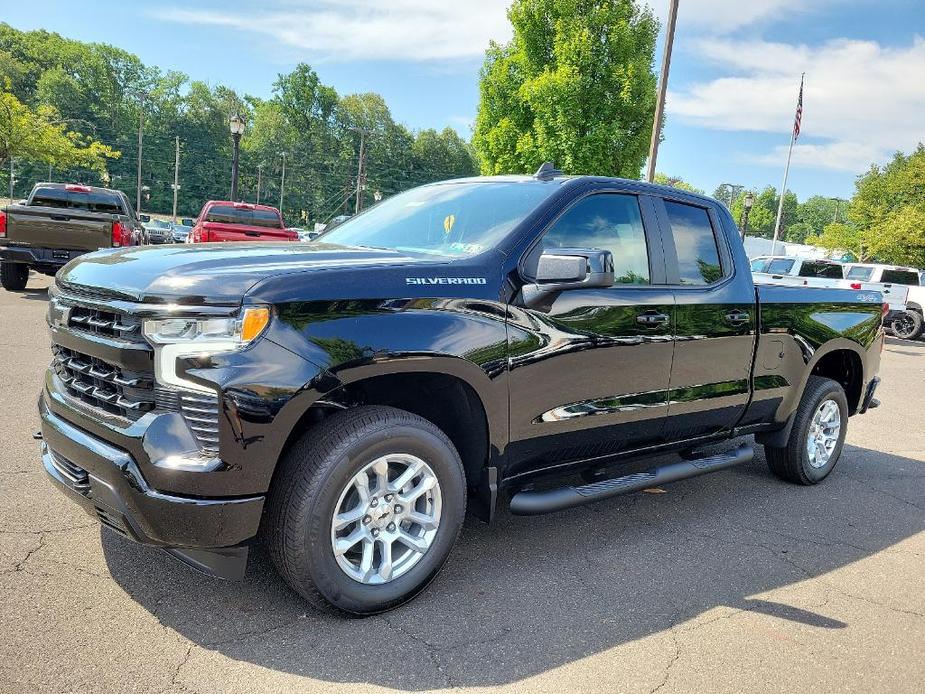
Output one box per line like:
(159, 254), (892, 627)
(880, 269), (920, 285)
(798, 261), (843, 279)
(846, 266), (874, 281)
(767, 258), (795, 275)
(29, 186), (123, 214)
(205, 205), (283, 228)
(663, 200), (724, 285)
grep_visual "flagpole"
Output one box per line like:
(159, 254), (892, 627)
(770, 73), (803, 256)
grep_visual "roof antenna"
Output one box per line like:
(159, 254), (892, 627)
(534, 161), (563, 180)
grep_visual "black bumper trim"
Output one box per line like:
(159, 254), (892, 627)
(1, 244), (88, 270)
(860, 376), (881, 414)
(40, 397), (264, 577)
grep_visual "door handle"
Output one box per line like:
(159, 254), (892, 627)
(725, 310), (750, 325)
(771, 274), (784, 279)
(636, 311), (670, 327)
(245, 231), (261, 237)
(50, 214), (70, 221)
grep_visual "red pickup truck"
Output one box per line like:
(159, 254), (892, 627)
(188, 201), (297, 243)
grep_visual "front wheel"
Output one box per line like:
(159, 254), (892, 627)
(765, 376), (848, 485)
(0, 262), (29, 291)
(265, 406), (466, 614)
(892, 310), (923, 340)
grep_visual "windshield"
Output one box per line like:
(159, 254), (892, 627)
(319, 181), (559, 257)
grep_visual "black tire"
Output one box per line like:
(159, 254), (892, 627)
(765, 376), (848, 485)
(892, 310), (923, 340)
(265, 405), (466, 615)
(0, 262), (29, 291)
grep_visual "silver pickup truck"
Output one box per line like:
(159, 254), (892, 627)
(0, 183), (143, 290)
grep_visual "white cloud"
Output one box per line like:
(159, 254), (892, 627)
(152, 0), (513, 62)
(645, 0), (823, 34)
(668, 36), (925, 172)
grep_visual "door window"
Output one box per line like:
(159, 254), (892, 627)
(798, 261), (843, 279)
(542, 194), (650, 285)
(767, 258), (795, 275)
(664, 201), (724, 285)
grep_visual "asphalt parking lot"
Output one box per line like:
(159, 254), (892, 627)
(1, 273), (923, 694)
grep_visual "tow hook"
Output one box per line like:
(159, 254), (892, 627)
(32, 431), (43, 440)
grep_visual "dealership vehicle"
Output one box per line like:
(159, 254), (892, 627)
(169, 222), (192, 243)
(142, 219), (174, 245)
(0, 183), (142, 290)
(188, 201), (296, 243)
(38, 170), (884, 614)
(751, 255), (908, 324)
(843, 263), (924, 339)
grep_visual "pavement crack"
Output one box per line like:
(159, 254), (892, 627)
(14, 533), (45, 572)
(650, 630), (681, 694)
(379, 614), (453, 688)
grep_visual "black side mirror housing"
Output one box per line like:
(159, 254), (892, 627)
(533, 248), (614, 290)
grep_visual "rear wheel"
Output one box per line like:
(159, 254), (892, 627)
(765, 376), (848, 485)
(892, 310), (923, 340)
(265, 406), (466, 614)
(0, 262), (29, 291)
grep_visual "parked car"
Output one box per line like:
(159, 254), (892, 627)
(843, 263), (925, 339)
(38, 171), (884, 614)
(189, 201), (296, 243)
(751, 255), (908, 326)
(169, 223), (192, 243)
(143, 219), (174, 245)
(180, 218), (195, 227)
(0, 182), (142, 290)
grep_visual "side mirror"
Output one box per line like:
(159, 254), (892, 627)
(533, 248), (614, 290)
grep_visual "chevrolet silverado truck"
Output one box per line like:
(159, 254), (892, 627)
(38, 169), (884, 614)
(0, 183), (142, 290)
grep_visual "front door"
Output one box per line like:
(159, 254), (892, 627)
(506, 191), (675, 476)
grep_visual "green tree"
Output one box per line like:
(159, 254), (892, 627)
(796, 195), (841, 238)
(654, 173), (703, 194)
(473, 0), (658, 177)
(731, 186), (798, 239)
(806, 222), (869, 261)
(0, 86), (118, 178)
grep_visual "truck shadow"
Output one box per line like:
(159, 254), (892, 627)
(101, 444), (923, 689)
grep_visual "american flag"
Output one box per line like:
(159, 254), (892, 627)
(793, 75), (804, 140)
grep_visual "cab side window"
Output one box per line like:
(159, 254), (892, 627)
(663, 201), (724, 285)
(542, 194), (650, 285)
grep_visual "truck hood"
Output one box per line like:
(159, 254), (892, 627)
(56, 242), (448, 305)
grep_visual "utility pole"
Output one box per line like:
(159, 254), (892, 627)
(8, 158), (13, 204)
(645, 0), (679, 182)
(48, 163), (52, 182)
(256, 163), (263, 204)
(136, 93), (146, 212)
(171, 136), (180, 223)
(354, 129), (367, 214)
(279, 152), (287, 212)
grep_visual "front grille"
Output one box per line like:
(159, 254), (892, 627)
(52, 345), (155, 421)
(67, 306), (143, 341)
(49, 449), (90, 490)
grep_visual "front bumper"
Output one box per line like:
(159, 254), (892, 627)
(39, 394), (264, 579)
(1, 244), (88, 273)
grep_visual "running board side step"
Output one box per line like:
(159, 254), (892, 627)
(509, 444), (754, 515)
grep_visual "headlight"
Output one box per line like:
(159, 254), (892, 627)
(143, 307), (270, 392)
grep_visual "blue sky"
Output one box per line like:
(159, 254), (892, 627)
(2, 0), (922, 200)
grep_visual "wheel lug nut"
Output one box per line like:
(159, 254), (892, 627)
(394, 505), (403, 513)
(387, 522), (396, 531)
(370, 498), (378, 507)
(372, 528), (380, 537)
(384, 493), (394, 502)
(363, 515), (371, 525)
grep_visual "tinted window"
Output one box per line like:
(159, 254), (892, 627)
(846, 266), (874, 281)
(322, 181), (558, 258)
(664, 201), (723, 285)
(767, 258), (795, 274)
(205, 205), (283, 228)
(750, 258), (769, 273)
(542, 194), (649, 285)
(30, 187), (123, 214)
(880, 269), (920, 285)
(799, 261), (843, 279)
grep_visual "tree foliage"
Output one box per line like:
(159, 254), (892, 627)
(654, 173), (703, 194)
(0, 23), (477, 221)
(473, 0), (659, 177)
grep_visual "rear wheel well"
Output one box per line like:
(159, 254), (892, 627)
(283, 372), (490, 489)
(810, 349), (863, 413)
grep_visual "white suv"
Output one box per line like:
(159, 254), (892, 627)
(844, 264), (923, 339)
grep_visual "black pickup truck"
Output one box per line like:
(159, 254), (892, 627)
(38, 170), (883, 614)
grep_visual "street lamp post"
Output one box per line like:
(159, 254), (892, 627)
(229, 114), (245, 201)
(740, 192), (754, 240)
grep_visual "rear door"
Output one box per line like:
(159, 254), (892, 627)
(656, 197), (757, 441)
